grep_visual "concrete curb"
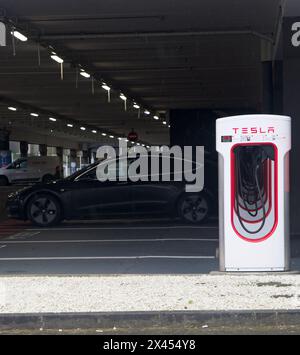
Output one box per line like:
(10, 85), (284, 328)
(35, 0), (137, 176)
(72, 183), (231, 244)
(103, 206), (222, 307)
(0, 310), (300, 331)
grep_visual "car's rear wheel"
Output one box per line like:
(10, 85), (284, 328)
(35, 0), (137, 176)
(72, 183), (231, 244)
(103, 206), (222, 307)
(27, 193), (62, 227)
(177, 193), (210, 224)
(0, 176), (9, 186)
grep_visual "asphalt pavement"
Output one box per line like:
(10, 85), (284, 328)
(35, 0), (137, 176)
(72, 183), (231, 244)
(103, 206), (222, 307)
(0, 218), (299, 275)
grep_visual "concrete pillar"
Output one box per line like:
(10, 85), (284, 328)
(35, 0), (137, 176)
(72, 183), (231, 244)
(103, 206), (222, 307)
(20, 141), (28, 158)
(82, 150), (89, 166)
(39, 144), (47, 157)
(88, 148), (93, 164)
(0, 129), (10, 151)
(282, 5), (300, 234)
(261, 61), (274, 114)
(70, 149), (77, 174)
(0, 129), (11, 167)
(56, 147), (63, 178)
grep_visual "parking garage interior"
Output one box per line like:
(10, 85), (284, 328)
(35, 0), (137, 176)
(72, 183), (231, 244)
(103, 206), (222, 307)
(1, 0), (300, 275)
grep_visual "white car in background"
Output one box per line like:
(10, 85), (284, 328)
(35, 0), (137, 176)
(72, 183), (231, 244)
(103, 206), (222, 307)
(0, 156), (61, 186)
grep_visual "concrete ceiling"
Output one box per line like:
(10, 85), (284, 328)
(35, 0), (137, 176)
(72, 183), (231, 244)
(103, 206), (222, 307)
(0, 0), (283, 145)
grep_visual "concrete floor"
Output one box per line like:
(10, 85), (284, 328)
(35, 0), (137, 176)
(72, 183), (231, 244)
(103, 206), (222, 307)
(0, 218), (299, 275)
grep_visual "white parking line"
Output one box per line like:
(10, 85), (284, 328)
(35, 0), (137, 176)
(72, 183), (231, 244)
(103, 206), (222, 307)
(0, 238), (219, 244)
(0, 255), (216, 261)
(26, 226), (218, 231)
(7, 231), (40, 239)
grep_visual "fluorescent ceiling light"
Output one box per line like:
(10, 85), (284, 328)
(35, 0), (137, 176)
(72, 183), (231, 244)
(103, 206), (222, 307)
(101, 133), (107, 136)
(144, 110), (150, 115)
(153, 115), (159, 120)
(30, 113), (39, 117)
(80, 71), (90, 78)
(120, 94), (127, 101)
(168, 125), (171, 128)
(8, 107), (17, 111)
(133, 103), (140, 109)
(109, 135), (114, 139)
(163, 121), (167, 125)
(49, 117), (57, 122)
(67, 123), (73, 128)
(102, 83), (111, 91)
(92, 130), (97, 134)
(11, 30), (28, 42)
(80, 126), (86, 131)
(51, 54), (64, 64)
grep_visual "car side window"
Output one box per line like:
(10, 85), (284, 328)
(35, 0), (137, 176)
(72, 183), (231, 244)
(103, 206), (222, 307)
(97, 160), (129, 181)
(77, 167), (97, 181)
(19, 160), (27, 169)
(9, 159), (27, 169)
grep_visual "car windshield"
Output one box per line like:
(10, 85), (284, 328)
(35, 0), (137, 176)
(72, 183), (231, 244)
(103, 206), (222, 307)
(64, 161), (100, 181)
(6, 159), (27, 170)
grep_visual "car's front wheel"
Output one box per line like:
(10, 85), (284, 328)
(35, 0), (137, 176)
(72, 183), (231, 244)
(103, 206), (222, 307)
(27, 193), (62, 227)
(177, 193), (210, 224)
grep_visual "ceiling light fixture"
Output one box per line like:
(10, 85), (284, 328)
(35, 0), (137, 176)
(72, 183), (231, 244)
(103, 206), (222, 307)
(92, 130), (97, 134)
(144, 110), (150, 115)
(153, 115), (159, 120)
(80, 70), (90, 78)
(30, 113), (39, 117)
(67, 123), (73, 128)
(120, 93), (127, 111)
(102, 133), (107, 136)
(11, 30), (28, 42)
(8, 107), (17, 111)
(102, 83), (110, 91)
(80, 126), (86, 131)
(51, 53), (64, 80)
(50, 54), (64, 64)
(49, 117), (57, 122)
(133, 103), (141, 118)
(102, 83), (111, 103)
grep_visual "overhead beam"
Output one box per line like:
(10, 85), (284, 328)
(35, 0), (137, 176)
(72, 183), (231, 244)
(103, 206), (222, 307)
(39, 29), (274, 42)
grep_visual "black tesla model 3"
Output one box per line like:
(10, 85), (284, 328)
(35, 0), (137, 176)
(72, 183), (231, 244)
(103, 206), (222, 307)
(6, 155), (217, 227)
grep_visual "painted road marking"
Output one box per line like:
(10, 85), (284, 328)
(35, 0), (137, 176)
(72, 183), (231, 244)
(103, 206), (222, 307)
(0, 255), (216, 261)
(0, 238), (219, 244)
(26, 226), (218, 231)
(7, 231), (40, 240)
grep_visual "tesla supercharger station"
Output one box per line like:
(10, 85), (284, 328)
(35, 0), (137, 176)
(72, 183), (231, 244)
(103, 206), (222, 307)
(216, 115), (291, 272)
